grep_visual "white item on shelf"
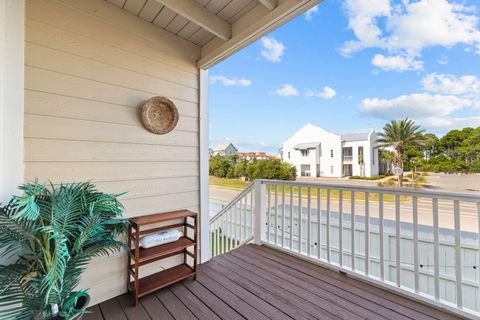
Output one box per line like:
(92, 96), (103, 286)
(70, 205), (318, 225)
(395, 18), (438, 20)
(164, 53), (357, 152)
(139, 229), (183, 248)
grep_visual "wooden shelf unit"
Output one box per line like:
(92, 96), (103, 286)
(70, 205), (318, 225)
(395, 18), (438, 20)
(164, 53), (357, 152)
(127, 210), (198, 305)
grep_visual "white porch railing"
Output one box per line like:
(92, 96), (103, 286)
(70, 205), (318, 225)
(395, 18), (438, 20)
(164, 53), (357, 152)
(209, 179), (480, 318)
(209, 183), (255, 257)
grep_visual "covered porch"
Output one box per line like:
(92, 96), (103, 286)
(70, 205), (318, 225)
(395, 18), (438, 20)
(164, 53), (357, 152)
(0, 0), (479, 319)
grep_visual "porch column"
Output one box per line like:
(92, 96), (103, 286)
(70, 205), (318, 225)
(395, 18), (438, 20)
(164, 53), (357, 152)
(253, 180), (266, 245)
(0, 0), (24, 203)
(199, 69), (210, 262)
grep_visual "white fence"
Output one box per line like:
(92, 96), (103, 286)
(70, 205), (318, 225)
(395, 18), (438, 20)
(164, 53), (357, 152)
(209, 179), (480, 318)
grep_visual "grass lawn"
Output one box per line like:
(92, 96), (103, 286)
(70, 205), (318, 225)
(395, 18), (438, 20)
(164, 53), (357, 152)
(209, 176), (410, 202)
(209, 176), (250, 190)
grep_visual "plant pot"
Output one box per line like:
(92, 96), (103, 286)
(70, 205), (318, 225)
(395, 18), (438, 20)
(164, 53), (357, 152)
(50, 293), (90, 320)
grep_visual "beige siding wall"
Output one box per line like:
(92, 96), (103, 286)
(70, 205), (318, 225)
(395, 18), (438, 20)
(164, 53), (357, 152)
(25, 0), (201, 304)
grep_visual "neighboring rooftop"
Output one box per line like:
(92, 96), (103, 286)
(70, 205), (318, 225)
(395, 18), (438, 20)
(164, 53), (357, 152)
(341, 132), (371, 142)
(213, 143), (237, 151)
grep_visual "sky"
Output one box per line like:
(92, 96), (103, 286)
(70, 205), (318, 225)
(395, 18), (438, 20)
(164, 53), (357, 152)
(208, 0), (480, 155)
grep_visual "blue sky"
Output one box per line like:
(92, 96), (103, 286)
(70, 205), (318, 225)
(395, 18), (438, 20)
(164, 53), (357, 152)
(208, 0), (480, 154)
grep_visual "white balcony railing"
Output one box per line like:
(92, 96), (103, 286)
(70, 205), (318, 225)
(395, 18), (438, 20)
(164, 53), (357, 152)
(209, 179), (480, 318)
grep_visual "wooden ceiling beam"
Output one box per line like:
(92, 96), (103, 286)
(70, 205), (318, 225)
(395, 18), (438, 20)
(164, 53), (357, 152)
(258, 0), (278, 10)
(154, 0), (231, 40)
(198, 0), (323, 69)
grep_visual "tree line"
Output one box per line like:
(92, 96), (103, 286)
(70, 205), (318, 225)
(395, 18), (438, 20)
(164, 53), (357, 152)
(378, 120), (480, 180)
(209, 156), (296, 180)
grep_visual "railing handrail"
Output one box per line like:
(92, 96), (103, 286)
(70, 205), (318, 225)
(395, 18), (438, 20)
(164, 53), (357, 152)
(257, 179), (480, 202)
(209, 182), (255, 223)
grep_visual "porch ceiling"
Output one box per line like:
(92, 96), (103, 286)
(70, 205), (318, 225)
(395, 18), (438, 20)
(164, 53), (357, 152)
(105, 0), (322, 68)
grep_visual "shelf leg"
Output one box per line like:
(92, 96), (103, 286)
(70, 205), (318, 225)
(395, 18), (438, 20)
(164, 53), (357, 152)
(134, 225), (140, 306)
(126, 224), (131, 292)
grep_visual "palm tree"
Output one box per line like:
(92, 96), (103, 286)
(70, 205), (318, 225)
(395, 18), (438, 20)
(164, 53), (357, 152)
(377, 119), (425, 187)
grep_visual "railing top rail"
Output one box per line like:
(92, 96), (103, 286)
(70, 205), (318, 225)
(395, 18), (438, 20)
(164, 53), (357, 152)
(209, 182), (255, 223)
(257, 179), (480, 202)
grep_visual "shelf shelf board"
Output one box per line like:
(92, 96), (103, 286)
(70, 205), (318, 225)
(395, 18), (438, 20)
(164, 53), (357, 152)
(128, 264), (195, 298)
(130, 210), (197, 227)
(131, 237), (195, 264)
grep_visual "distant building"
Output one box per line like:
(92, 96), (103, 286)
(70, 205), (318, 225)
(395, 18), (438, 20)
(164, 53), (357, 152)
(212, 143), (238, 156)
(282, 124), (379, 178)
(238, 152), (278, 161)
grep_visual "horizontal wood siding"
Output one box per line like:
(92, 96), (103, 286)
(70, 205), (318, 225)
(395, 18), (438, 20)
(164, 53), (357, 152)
(25, 0), (201, 305)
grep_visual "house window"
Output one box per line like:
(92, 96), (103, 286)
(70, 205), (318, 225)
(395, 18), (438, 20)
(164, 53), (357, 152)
(330, 149), (333, 157)
(358, 146), (364, 164)
(372, 149), (375, 164)
(288, 152), (290, 159)
(301, 149), (309, 157)
(330, 166), (334, 174)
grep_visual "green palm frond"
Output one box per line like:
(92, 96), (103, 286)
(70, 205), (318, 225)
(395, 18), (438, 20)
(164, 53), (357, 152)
(0, 264), (37, 320)
(0, 181), (126, 319)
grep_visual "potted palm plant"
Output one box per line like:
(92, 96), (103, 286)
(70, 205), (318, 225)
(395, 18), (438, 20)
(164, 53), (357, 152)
(0, 181), (126, 319)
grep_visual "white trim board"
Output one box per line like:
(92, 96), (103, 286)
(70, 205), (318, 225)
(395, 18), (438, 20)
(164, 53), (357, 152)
(0, 0), (24, 204)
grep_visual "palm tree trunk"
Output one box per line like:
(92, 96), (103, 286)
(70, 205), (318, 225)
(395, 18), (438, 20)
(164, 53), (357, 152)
(395, 148), (403, 187)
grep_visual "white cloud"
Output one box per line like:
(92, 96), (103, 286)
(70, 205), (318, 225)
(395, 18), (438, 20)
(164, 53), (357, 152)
(260, 37), (286, 62)
(210, 75), (252, 87)
(422, 73), (480, 97)
(437, 55), (448, 65)
(342, 0), (480, 68)
(341, 0), (392, 56)
(306, 86), (337, 99)
(305, 5), (319, 21)
(371, 54), (423, 71)
(275, 84), (299, 97)
(421, 115), (480, 129)
(359, 93), (472, 119)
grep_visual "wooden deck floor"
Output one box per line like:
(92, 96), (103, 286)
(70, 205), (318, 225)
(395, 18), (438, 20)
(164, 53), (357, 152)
(85, 244), (465, 320)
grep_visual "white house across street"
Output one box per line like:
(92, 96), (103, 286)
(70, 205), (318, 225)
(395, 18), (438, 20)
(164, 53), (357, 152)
(282, 124), (379, 178)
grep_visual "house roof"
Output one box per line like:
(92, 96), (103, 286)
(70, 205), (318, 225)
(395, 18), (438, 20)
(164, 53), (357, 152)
(107, 0), (322, 68)
(213, 143), (236, 151)
(294, 142), (321, 150)
(341, 132), (370, 142)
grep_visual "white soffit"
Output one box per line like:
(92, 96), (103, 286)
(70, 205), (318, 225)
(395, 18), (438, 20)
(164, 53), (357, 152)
(105, 0), (322, 68)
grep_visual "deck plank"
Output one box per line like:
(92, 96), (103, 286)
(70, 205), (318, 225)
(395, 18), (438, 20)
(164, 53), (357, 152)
(200, 262), (293, 320)
(156, 288), (198, 320)
(117, 293), (152, 320)
(226, 249), (378, 320)
(83, 304), (103, 320)
(182, 279), (245, 320)
(98, 296), (128, 320)
(205, 259), (330, 320)
(169, 282), (221, 320)
(140, 294), (175, 320)
(87, 244), (467, 320)
(254, 245), (461, 320)
(233, 246), (395, 320)
(195, 268), (271, 320)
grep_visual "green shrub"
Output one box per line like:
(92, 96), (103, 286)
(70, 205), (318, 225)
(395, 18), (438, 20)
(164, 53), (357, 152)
(209, 156), (296, 181)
